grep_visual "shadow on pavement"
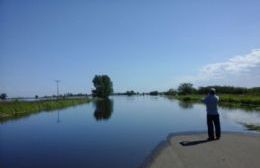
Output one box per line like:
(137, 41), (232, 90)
(179, 139), (210, 146)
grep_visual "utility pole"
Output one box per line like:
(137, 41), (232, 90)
(55, 80), (60, 98)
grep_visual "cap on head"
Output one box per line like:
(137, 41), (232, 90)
(209, 88), (216, 95)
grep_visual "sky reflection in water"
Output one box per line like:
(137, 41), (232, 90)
(0, 96), (259, 168)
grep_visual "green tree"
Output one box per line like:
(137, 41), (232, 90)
(92, 75), (113, 98)
(0, 93), (7, 100)
(178, 83), (195, 95)
(126, 90), (135, 96)
(164, 89), (177, 96)
(149, 91), (159, 96)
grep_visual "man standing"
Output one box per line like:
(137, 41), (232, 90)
(203, 88), (221, 140)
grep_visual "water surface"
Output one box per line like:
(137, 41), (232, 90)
(1, 96), (259, 168)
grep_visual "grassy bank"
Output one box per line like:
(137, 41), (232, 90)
(0, 98), (91, 120)
(174, 94), (260, 109)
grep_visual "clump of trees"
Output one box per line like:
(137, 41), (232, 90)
(125, 90), (136, 96)
(149, 91), (159, 96)
(64, 93), (88, 97)
(197, 86), (260, 95)
(174, 84), (260, 95)
(164, 89), (177, 96)
(92, 75), (113, 98)
(177, 83), (196, 95)
(161, 83), (260, 96)
(0, 93), (7, 100)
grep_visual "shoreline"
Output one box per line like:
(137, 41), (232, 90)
(0, 98), (92, 122)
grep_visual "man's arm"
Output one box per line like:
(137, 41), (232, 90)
(216, 96), (219, 103)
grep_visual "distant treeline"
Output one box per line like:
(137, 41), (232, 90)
(113, 90), (160, 96)
(196, 86), (260, 95)
(113, 84), (260, 96)
(113, 91), (146, 96)
(167, 83), (260, 95)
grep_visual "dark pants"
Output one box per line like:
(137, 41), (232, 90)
(207, 114), (221, 139)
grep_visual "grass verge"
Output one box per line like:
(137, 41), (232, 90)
(0, 98), (91, 121)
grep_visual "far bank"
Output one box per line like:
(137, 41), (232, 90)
(172, 94), (260, 108)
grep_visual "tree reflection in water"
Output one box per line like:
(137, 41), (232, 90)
(94, 99), (113, 121)
(178, 101), (194, 109)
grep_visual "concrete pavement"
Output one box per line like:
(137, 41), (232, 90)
(142, 132), (260, 168)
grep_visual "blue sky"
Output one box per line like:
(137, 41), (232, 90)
(1, 0), (260, 97)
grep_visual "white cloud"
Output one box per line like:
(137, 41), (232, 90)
(180, 49), (260, 87)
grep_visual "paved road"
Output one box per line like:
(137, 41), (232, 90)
(142, 133), (260, 168)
